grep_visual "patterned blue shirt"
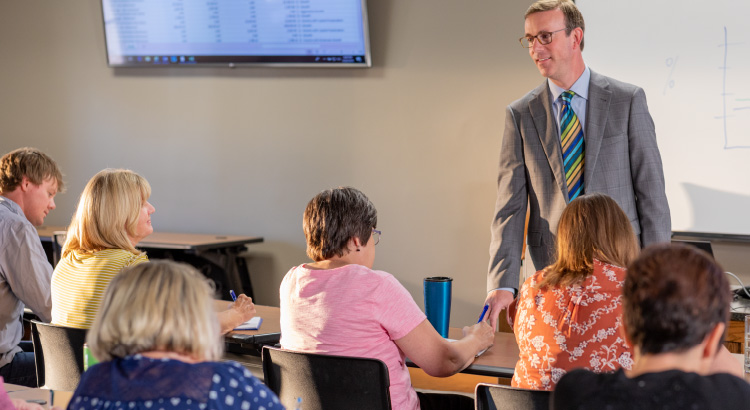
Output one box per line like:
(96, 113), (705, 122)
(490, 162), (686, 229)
(69, 355), (283, 410)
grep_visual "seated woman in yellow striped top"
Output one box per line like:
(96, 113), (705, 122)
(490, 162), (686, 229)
(50, 169), (254, 332)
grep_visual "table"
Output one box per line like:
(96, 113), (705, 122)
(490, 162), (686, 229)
(448, 328), (519, 377)
(4, 383), (73, 409)
(219, 302), (281, 357)
(221, 304), (520, 377)
(37, 226), (263, 299)
(405, 329), (519, 378)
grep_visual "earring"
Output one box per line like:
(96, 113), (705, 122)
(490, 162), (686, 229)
(356, 248), (361, 252)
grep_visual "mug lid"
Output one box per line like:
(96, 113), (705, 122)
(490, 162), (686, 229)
(424, 277), (453, 282)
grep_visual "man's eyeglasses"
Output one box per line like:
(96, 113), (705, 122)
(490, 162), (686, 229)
(372, 229), (381, 246)
(519, 28), (567, 48)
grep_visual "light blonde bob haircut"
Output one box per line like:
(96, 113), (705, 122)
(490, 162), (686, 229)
(62, 168), (151, 257)
(537, 193), (639, 289)
(87, 260), (222, 362)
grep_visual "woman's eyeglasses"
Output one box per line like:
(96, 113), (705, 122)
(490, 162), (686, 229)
(372, 229), (381, 245)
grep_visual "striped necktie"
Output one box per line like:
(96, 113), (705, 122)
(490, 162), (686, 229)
(560, 90), (584, 201)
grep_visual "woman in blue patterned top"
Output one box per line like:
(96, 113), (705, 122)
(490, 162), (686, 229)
(69, 260), (283, 410)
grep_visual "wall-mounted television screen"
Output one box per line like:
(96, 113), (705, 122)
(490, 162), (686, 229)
(101, 0), (371, 68)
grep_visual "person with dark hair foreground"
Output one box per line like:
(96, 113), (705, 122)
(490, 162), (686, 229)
(552, 243), (750, 410)
(280, 187), (494, 410)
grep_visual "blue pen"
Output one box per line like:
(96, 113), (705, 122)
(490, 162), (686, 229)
(477, 304), (489, 323)
(229, 290), (237, 302)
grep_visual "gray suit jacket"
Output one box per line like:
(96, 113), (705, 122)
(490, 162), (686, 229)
(487, 70), (671, 291)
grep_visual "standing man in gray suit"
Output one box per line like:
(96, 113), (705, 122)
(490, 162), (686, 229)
(484, 0), (671, 330)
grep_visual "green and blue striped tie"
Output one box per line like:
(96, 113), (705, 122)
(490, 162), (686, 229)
(560, 90), (584, 201)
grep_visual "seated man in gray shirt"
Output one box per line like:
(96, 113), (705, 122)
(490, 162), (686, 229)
(0, 147), (64, 387)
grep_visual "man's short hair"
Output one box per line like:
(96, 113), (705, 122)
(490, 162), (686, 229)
(624, 243), (730, 355)
(0, 147), (65, 194)
(303, 187), (377, 261)
(525, 0), (585, 51)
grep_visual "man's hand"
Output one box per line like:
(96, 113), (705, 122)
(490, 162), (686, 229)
(506, 297), (519, 329)
(483, 289), (515, 332)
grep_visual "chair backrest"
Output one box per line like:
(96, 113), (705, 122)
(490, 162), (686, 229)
(474, 383), (551, 410)
(51, 231), (67, 266)
(31, 320), (88, 391)
(262, 346), (392, 410)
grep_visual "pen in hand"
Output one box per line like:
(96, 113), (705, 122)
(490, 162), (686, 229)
(229, 290), (237, 302)
(477, 304), (489, 323)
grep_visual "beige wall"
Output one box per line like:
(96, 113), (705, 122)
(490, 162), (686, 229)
(3, 1), (747, 327)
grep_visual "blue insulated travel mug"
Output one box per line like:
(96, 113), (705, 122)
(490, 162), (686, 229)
(424, 277), (452, 338)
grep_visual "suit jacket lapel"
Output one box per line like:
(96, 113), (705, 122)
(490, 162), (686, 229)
(584, 70), (612, 189)
(528, 82), (568, 200)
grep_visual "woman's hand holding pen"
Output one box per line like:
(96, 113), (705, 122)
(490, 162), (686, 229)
(217, 292), (257, 334)
(230, 294), (256, 323)
(462, 321), (494, 354)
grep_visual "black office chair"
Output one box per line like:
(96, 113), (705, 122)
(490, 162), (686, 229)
(474, 383), (550, 410)
(30, 320), (88, 391)
(50, 231), (67, 266)
(262, 346), (392, 410)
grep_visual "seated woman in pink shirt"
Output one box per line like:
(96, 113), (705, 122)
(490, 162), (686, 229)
(280, 187), (494, 410)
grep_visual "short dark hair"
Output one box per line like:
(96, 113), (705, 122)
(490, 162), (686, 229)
(0, 147), (65, 194)
(623, 243), (730, 355)
(303, 187), (377, 261)
(525, 0), (586, 51)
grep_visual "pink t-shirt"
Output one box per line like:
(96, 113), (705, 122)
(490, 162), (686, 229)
(280, 263), (427, 410)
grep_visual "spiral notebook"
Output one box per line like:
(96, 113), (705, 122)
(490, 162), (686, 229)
(234, 317), (263, 331)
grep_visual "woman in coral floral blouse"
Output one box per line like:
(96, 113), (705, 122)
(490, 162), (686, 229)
(509, 193), (640, 391)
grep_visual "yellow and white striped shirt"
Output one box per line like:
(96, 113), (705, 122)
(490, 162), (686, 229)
(51, 249), (148, 329)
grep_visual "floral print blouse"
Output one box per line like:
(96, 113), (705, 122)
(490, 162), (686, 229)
(511, 259), (633, 390)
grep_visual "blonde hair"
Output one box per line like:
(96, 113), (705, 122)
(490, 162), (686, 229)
(87, 260), (223, 362)
(537, 193), (639, 288)
(63, 169), (151, 257)
(0, 147), (65, 194)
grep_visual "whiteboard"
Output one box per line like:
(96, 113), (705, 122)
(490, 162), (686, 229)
(577, 0), (750, 235)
